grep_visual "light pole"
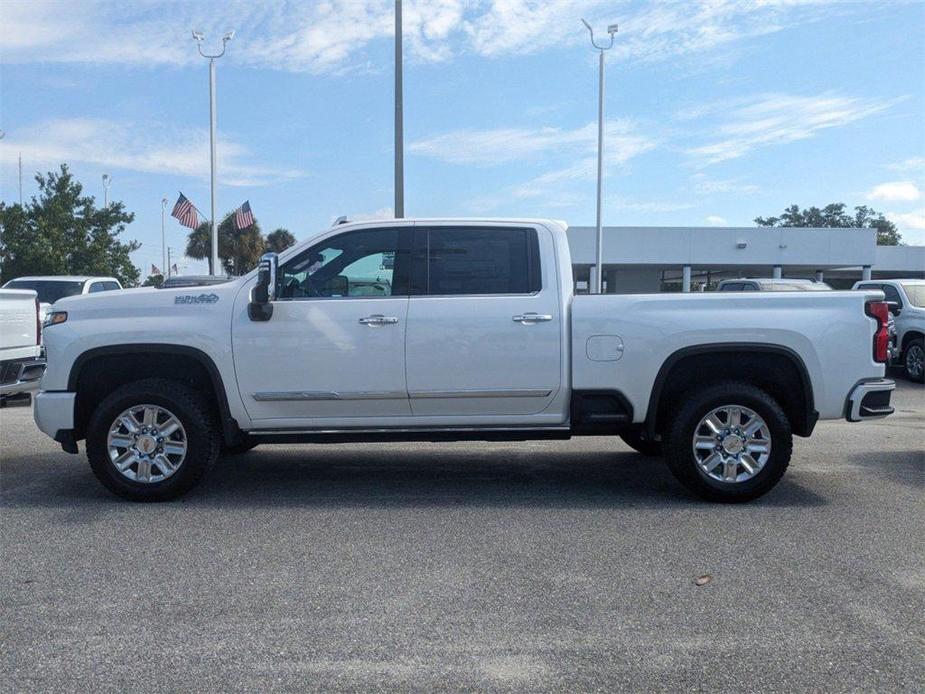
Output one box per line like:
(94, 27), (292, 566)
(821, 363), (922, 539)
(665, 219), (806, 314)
(193, 29), (234, 276)
(394, 0), (404, 218)
(161, 197), (168, 276)
(581, 19), (617, 295)
(102, 173), (112, 207)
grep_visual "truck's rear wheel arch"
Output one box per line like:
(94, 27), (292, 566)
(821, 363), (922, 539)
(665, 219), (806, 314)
(646, 344), (816, 439)
(68, 344), (239, 445)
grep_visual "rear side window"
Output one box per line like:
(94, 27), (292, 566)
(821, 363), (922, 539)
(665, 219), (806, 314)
(89, 281), (120, 293)
(719, 282), (746, 291)
(416, 227), (541, 296)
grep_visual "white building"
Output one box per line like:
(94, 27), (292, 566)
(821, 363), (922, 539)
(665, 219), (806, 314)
(566, 226), (925, 293)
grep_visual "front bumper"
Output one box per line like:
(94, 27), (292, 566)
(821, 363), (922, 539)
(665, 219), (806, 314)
(845, 379), (895, 422)
(34, 391), (76, 438)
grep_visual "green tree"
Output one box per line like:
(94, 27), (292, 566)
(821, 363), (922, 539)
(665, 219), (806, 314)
(755, 203), (901, 246)
(265, 228), (296, 254)
(142, 273), (164, 287)
(0, 164), (141, 285)
(186, 213), (265, 276)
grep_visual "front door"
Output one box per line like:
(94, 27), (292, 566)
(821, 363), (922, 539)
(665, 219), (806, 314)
(404, 224), (562, 418)
(232, 226), (413, 423)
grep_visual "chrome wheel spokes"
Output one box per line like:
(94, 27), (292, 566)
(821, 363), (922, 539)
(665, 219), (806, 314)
(107, 405), (187, 484)
(692, 404), (771, 484)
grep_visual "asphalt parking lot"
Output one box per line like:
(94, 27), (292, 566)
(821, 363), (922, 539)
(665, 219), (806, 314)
(1, 378), (923, 692)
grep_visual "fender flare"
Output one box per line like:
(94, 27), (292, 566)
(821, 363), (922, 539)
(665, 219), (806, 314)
(645, 343), (817, 438)
(67, 343), (240, 445)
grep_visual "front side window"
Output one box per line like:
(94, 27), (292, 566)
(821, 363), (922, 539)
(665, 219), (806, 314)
(277, 227), (410, 299)
(416, 227), (541, 296)
(718, 282), (746, 292)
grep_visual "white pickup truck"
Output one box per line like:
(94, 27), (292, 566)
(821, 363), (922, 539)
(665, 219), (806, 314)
(0, 288), (44, 397)
(34, 219), (895, 503)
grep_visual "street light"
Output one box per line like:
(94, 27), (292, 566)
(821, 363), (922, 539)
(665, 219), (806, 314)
(102, 173), (112, 207)
(581, 18), (617, 294)
(193, 29), (234, 276)
(161, 197), (168, 277)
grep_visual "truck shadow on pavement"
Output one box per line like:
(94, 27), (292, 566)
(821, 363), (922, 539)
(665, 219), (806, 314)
(2, 445), (827, 509)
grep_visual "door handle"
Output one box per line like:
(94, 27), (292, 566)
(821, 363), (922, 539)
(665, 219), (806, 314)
(359, 314), (399, 325)
(512, 313), (553, 323)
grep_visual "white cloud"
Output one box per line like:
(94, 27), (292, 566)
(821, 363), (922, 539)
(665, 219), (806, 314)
(691, 175), (760, 195)
(684, 93), (901, 165)
(887, 208), (925, 230)
(414, 120), (656, 209)
(0, 118), (302, 187)
(410, 120), (654, 167)
(1, 0), (893, 74)
(866, 181), (922, 202)
(887, 157), (925, 172)
(705, 215), (727, 225)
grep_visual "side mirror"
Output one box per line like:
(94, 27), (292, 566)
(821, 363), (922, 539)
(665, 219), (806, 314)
(248, 252), (277, 322)
(886, 301), (901, 317)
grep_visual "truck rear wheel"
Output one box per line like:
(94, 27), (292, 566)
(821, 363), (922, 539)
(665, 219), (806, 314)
(663, 381), (792, 502)
(86, 378), (220, 502)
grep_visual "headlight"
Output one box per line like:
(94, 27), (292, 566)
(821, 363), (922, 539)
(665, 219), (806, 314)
(43, 311), (68, 327)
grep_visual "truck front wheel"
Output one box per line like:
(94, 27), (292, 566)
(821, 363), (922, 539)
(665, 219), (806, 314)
(86, 378), (220, 502)
(663, 382), (792, 502)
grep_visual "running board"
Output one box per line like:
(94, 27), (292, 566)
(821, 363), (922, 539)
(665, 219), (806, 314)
(249, 427), (571, 445)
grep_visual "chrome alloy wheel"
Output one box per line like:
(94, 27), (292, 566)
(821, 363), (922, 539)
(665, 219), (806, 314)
(692, 405), (771, 483)
(906, 344), (924, 379)
(107, 404), (187, 483)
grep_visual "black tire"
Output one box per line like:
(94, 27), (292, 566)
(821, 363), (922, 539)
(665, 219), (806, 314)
(663, 381), (792, 503)
(223, 436), (259, 455)
(903, 338), (924, 383)
(619, 430), (662, 457)
(86, 378), (220, 502)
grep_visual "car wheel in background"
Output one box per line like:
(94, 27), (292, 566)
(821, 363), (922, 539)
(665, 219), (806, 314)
(903, 338), (924, 383)
(663, 381), (792, 503)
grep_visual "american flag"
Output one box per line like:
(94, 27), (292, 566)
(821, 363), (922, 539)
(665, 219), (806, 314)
(151, 264), (162, 276)
(234, 200), (255, 230)
(171, 193), (199, 229)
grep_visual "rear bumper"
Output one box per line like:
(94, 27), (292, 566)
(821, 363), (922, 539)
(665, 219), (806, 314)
(0, 357), (46, 395)
(845, 378), (895, 422)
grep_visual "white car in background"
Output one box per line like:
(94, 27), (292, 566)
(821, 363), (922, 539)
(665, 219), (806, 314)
(2, 276), (122, 322)
(853, 279), (925, 382)
(0, 288), (44, 400)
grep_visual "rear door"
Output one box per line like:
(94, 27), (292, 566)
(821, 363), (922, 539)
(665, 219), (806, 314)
(404, 223), (561, 418)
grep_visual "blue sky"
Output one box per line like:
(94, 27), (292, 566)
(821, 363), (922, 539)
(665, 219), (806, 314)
(1, 0), (924, 275)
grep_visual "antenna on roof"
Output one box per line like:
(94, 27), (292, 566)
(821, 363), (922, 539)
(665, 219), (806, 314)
(333, 215), (349, 225)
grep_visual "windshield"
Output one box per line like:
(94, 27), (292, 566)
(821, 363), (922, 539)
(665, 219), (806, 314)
(4, 280), (84, 303)
(900, 283), (925, 307)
